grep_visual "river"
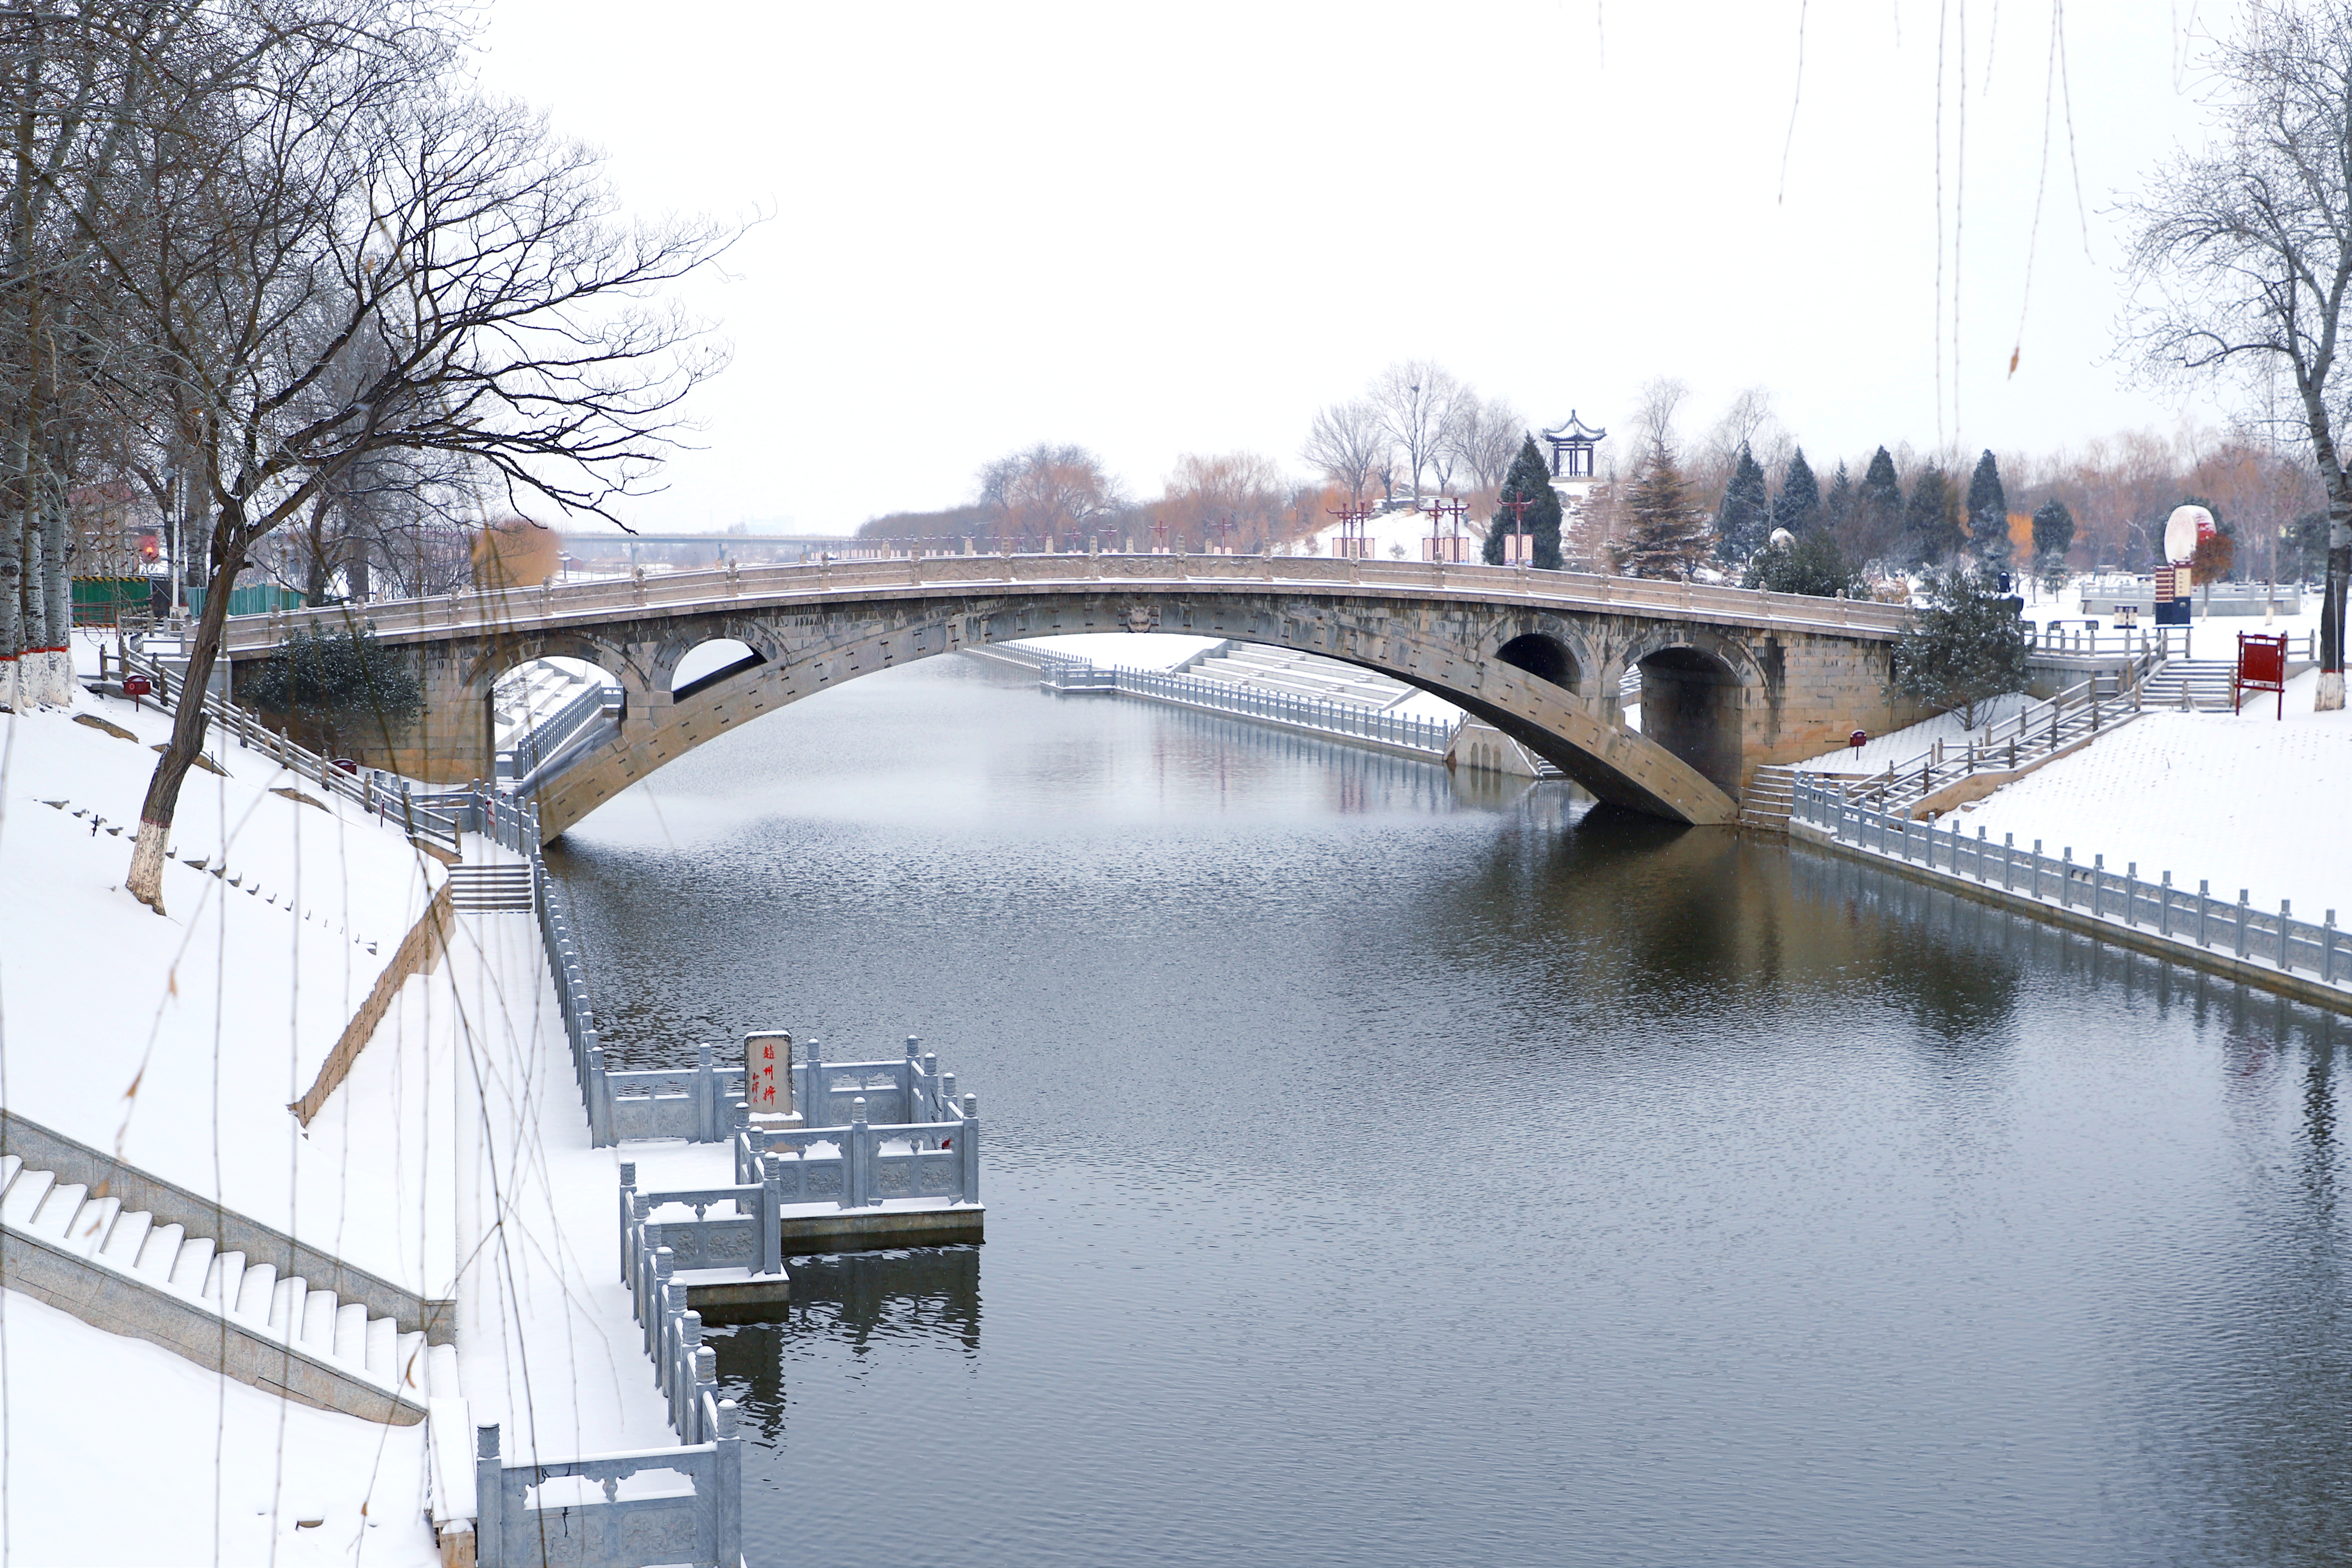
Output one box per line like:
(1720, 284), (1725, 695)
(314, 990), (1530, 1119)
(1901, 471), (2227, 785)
(547, 652), (2352, 1568)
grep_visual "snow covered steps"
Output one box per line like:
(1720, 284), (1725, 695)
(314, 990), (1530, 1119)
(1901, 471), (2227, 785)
(2137, 659), (2241, 711)
(449, 862), (534, 912)
(1187, 645), (1417, 710)
(1740, 764), (1798, 830)
(0, 1116), (445, 1425)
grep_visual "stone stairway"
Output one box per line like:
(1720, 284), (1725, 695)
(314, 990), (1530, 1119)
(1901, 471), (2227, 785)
(450, 860), (534, 912)
(1740, 764), (1797, 829)
(0, 1129), (435, 1423)
(1186, 645), (1417, 709)
(2137, 659), (2240, 710)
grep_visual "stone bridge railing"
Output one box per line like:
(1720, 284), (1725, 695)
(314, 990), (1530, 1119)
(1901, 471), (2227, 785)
(215, 552), (1916, 653)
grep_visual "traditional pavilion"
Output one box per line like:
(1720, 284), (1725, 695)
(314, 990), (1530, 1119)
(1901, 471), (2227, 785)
(1540, 412), (1606, 481)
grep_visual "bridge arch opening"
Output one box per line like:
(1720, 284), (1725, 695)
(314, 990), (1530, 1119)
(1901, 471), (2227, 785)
(1635, 646), (1744, 797)
(672, 637), (765, 702)
(1494, 633), (1579, 694)
(492, 655), (624, 792)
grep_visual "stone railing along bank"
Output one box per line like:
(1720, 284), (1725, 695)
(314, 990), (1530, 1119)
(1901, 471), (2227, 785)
(1791, 774), (2352, 1009)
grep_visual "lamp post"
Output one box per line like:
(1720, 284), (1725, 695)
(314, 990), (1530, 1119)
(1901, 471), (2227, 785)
(1499, 495), (1537, 564)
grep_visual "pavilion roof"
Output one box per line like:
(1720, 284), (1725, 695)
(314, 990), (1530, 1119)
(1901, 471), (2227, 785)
(1541, 412), (1607, 444)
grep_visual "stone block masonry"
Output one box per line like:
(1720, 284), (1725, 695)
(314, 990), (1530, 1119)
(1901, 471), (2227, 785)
(216, 557), (1921, 830)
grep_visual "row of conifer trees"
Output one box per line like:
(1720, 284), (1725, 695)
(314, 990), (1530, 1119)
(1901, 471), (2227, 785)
(1592, 441), (2083, 588)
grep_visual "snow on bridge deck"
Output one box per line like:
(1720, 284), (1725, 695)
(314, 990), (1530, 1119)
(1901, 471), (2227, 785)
(214, 553), (1916, 654)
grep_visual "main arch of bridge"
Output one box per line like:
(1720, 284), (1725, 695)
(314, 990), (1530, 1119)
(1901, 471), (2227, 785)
(230, 563), (1923, 838)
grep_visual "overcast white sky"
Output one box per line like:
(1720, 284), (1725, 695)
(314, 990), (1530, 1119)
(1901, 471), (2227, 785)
(471, 0), (2223, 534)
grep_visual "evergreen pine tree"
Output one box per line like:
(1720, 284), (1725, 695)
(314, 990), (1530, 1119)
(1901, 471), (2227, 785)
(1854, 446), (1904, 561)
(1612, 444), (1714, 580)
(2031, 497), (2076, 558)
(1822, 460), (1855, 539)
(1902, 462), (1964, 565)
(1482, 436), (1563, 567)
(1966, 449), (2011, 569)
(243, 627), (426, 752)
(1715, 444), (1770, 562)
(1774, 447), (1822, 535)
(1891, 565), (2030, 729)
(1743, 531), (1864, 598)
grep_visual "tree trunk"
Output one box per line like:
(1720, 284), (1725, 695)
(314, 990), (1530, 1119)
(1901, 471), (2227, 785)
(2320, 496), (2348, 710)
(37, 455), (70, 702)
(126, 519), (242, 914)
(0, 452), (22, 707)
(345, 508), (370, 602)
(301, 489), (333, 603)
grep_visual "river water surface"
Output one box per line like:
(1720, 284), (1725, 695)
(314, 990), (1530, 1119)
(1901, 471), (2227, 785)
(548, 653), (2352, 1568)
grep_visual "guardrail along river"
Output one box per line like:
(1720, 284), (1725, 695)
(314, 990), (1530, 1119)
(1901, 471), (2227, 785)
(548, 653), (2352, 1568)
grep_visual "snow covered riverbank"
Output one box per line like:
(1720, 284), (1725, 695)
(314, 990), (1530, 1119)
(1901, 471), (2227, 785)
(1794, 661), (2352, 931)
(0, 672), (665, 1563)
(1954, 666), (2352, 920)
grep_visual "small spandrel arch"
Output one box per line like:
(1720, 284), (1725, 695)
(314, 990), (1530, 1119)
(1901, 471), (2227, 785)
(1494, 632), (1581, 695)
(672, 637), (765, 702)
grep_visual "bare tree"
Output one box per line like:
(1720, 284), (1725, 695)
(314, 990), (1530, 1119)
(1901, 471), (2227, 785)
(1367, 360), (1463, 503)
(1695, 386), (1786, 514)
(977, 441), (1124, 546)
(1451, 394), (1524, 494)
(86, 10), (732, 909)
(1300, 399), (1388, 507)
(1159, 450), (1286, 549)
(2124, 0), (2352, 706)
(0, 1), (334, 704)
(1625, 377), (1691, 456)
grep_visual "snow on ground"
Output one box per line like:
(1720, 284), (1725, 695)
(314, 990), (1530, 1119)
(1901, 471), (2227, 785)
(1005, 631), (1223, 670)
(1006, 632), (1471, 726)
(1298, 505), (1474, 563)
(437, 890), (674, 1463)
(1952, 666), (2352, 917)
(2, 659), (671, 1553)
(1791, 693), (2042, 775)
(0, 1288), (438, 1566)
(0, 687), (452, 1294)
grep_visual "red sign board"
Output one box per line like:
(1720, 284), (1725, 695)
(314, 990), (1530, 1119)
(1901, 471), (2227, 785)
(2236, 631), (2288, 718)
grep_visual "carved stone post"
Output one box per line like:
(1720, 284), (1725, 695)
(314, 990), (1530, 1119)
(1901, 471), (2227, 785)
(618, 1162), (637, 1286)
(694, 1042), (717, 1143)
(959, 1094), (981, 1205)
(473, 1423), (503, 1568)
(846, 1097), (869, 1210)
(760, 1151), (784, 1276)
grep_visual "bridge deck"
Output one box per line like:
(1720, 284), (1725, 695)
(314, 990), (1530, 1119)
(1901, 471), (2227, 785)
(216, 554), (1912, 654)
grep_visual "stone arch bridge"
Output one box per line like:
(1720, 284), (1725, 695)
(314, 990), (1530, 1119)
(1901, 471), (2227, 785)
(216, 554), (1923, 839)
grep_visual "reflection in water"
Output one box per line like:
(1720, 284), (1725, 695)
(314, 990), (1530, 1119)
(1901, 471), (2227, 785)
(710, 1247), (981, 1444)
(554, 655), (2352, 1568)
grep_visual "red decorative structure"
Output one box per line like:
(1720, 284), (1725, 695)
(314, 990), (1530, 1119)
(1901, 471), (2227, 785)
(1327, 504), (1373, 560)
(2236, 631), (2289, 718)
(1494, 495), (1538, 565)
(1424, 498), (1470, 562)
